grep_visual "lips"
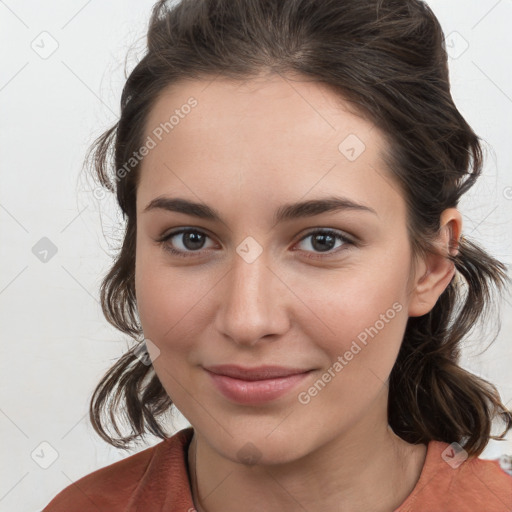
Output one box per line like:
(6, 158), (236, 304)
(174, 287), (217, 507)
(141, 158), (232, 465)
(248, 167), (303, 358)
(203, 364), (314, 404)
(204, 364), (312, 381)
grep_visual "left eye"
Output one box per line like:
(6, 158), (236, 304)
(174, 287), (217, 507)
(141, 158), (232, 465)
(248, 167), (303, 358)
(158, 228), (353, 259)
(294, 229), (353, 258)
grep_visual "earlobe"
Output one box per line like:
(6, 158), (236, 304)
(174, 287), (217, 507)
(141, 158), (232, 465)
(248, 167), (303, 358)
(407, 208), (463, 317)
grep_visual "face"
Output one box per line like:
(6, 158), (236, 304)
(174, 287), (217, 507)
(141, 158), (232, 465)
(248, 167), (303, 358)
(134, 73), (421, 464)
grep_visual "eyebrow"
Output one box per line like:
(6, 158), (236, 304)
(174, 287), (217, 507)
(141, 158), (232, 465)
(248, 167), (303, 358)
(143, 195), (377, 224)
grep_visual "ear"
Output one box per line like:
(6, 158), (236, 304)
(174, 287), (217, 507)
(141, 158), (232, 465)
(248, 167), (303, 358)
(407, 208), (463, 317)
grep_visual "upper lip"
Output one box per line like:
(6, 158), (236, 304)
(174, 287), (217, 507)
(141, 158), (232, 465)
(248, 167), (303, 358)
(204, 364), (312, 381)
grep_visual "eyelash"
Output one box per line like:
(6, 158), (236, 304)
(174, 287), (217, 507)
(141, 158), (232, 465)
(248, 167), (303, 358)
(156, 228), (355, 260)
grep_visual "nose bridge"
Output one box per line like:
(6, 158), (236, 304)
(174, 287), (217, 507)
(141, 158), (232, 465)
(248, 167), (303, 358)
(216, 244), (285, 346)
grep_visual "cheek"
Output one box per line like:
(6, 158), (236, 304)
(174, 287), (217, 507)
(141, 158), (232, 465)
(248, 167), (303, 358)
(135, 254), (218, 356)
(135, 262), (206, 403)
(136, 268), (188, 337)
(297, 262), (409, 378)
(294, 274), (408, 422)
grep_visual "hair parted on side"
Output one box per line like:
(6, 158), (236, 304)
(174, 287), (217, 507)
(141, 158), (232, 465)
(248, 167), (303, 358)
(86, 0), (512, 456)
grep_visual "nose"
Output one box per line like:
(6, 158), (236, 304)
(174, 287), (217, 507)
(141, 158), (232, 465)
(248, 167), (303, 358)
(214, 248), (290, 347)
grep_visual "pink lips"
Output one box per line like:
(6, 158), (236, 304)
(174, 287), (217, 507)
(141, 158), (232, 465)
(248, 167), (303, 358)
(204, 364), (313, 404)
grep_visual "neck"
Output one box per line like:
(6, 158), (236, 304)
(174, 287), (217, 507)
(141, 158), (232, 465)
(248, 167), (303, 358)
(187, 412), (426, 512)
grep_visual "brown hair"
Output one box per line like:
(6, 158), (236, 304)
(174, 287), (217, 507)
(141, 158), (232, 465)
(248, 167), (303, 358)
(86, 0), (512, 456)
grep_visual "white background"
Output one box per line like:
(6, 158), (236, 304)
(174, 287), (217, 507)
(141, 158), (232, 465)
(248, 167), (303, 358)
(1, 1), (511, 510)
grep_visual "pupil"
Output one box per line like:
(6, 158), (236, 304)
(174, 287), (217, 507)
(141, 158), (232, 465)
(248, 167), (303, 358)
(312, 233), (334, 252)
(184, 232), (205, 250)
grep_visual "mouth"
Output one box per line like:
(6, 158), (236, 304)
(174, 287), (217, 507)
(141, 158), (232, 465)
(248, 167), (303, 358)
(203, 365), (315, 404)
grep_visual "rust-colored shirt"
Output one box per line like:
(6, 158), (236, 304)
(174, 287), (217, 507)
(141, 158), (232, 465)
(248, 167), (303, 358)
(43, 427), (512, 511)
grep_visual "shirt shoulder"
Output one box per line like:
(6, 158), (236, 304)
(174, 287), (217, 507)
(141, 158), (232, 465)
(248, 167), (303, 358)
(42, 427), (196, 512)
(396, 440), (512, 512)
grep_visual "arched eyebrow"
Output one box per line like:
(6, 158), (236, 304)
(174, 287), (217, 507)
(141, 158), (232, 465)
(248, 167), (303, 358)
(142, 195), (378, 224)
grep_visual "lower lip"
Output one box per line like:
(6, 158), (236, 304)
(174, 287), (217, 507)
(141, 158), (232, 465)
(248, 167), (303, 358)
(205, 370), (312, 404)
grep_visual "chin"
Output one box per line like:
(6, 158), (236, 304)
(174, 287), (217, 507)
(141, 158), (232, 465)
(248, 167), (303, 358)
(208, 425), (315, 467)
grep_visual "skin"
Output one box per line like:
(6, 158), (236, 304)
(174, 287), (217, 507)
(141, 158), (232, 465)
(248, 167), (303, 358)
(134, 72), (463, 512)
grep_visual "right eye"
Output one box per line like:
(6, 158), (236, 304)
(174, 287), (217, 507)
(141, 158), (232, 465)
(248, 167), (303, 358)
(157, 228), (217, 258)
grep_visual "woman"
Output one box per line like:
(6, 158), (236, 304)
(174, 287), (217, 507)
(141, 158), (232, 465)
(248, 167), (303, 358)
(43, 0), (512, 510)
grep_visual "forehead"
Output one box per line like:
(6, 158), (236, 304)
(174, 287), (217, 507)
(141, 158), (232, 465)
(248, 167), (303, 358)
(136, 74), (403, 221)
(143, 73), (378, 157)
